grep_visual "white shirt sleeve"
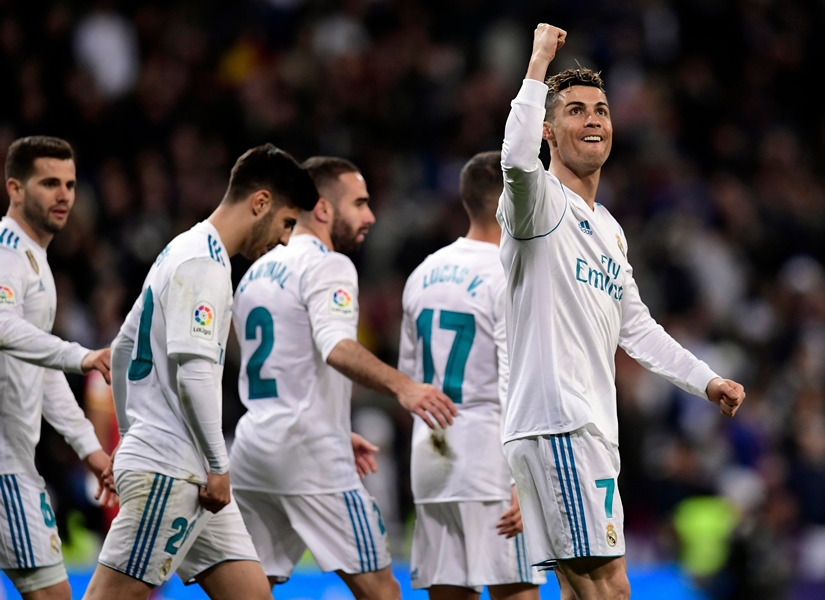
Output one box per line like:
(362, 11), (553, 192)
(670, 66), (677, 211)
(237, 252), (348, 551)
(619, 262), (719, 399)
(177, 355), (229, 474)
(397, 279), (417, 378)
(493, 283), (509, 415)
(303, 253), (360, 361)
(110, 329), (133, 436)
(41, 368), (102, 460)
(165, 258), (230, 363)
(498, 78), (565, 239)
(0, 311), (88, 372)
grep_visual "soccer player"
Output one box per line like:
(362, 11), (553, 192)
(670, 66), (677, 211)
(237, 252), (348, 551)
(82, 144), (318, 600)
(0, 136), (114, 600)
(497, 25), (746, 600)
(399, 150), (545, 600)
(230, 156), (458, 600)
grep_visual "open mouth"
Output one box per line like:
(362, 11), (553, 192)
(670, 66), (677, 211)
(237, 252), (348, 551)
(582, 135), (603, 143)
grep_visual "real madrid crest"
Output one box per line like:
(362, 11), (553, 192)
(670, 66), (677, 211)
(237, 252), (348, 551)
(25, 249), (40, 274)
(606, 523), (618, 547)
(615, 235), (626, 258)
(160, 557), (173, 580)
(50, 533), (61, 556)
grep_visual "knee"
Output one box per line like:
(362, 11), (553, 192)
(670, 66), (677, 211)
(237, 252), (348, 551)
(366, 576), (400, 600)
(612, 576), (631, 600)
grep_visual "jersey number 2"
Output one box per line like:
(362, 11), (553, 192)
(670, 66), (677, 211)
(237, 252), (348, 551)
(415, 309), (475, 404)
(245, 307), (278, 399)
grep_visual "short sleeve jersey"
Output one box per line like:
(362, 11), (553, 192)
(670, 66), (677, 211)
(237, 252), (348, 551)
(497, 79), (718, 447)
(114, 221), (233, 484)
(399, 238), (511, 503)
(230, 234), (360, 495)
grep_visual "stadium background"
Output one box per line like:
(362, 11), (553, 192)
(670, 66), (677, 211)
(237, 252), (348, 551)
(2, 0), (825, 598)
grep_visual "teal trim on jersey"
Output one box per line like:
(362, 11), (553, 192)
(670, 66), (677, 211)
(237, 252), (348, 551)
(10, 476), (35, 567)
(565, 434), (591, 556)
(354, 492), (378, 571)
(551, 435), (588, 558)
(503, 193), (569, 241)
(1, 476), (25, 568)
(138, 477), (173, 579)
(515, 532), (525, 581)
(128, 288), (155, 381)
(343, 492), (366, 572)
(245, 307), (279, 400)
(0, 228), (20, 249)
(126, 473), (173, 579)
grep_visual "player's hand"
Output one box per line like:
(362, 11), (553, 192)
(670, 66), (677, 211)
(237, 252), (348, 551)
(351, 433), (379, 478)
(399, 382), (459, 429)
(81, 348), (112, 384)
(84, 450), (118, 508)
(496, 485), (524, 539)
(706, 377), (745, 418)
(199, 472), (231, 514)
(532, 23), (567, 63)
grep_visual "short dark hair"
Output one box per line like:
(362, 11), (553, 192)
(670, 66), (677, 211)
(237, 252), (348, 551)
(544, 66), (606, 122)
(460, 151), (502, 222)
(5, 136), (74, 182)
(300, 156), (360, 197)
(226, 144), (318, 211)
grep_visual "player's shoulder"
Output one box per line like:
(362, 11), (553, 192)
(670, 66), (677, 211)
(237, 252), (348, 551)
(0, 236), (33, 276)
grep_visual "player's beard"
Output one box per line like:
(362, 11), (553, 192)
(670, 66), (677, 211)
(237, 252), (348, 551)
(22, 193), (65, 234)
(330, 215), (363, 255)
(245, 209), (277, 259)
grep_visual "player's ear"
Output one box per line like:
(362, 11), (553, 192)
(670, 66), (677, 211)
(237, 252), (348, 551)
(251, 190), (272, 217)
(313, 197), (332, 224)
(542, 121), (555, 142)
(5, 178), (23, 202)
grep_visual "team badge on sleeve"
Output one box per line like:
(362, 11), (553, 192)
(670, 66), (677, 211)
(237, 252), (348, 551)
(329, 286), (355, 317)
(191, 301), (215, 339)
(0, 284), (17, 306)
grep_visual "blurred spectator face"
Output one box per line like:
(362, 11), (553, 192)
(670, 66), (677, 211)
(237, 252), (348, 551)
(329, 171), (374, 255)
(9, 158), (76, 235)
(547, 85), (613, 176)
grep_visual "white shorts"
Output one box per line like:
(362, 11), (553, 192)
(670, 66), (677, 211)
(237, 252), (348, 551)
(410, 500), (546, 590)
(234, 485), (391, 580)
(0, 473), (64, 570)
(98, 471), (259, 587)
(503, 425), (625, 568)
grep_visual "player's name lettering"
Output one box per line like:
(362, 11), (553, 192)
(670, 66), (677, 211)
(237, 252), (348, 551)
(422, 264), (484, 297)
(575, 256), (623, 301)
(238, 260), (291, 293)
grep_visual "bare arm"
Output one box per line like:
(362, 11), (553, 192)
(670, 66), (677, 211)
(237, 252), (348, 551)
(327, 338), (458, 429)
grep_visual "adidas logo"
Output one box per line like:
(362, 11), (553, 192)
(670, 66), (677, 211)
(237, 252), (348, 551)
(579, 220), (593, 235)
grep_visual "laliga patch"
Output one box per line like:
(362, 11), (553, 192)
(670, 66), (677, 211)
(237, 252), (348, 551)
(191, 301), (215, 340)
(0, 284), (17, 306)
(329, 285), (355, 317)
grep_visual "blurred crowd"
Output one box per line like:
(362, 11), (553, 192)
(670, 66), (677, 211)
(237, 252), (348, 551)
(2, 0), (825, 598)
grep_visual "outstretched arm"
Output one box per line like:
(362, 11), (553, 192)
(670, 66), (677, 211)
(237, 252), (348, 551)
(327, 339), (458, 429)
(0, 311), (110, 381)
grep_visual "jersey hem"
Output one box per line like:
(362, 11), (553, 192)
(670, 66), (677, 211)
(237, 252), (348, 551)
(413, 496), (511, 504)
(230, 483), (362, 496)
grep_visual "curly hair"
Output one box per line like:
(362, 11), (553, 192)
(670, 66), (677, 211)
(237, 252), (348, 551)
(544, 66), (605, 122)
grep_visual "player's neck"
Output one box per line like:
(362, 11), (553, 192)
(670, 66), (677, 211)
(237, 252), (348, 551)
(6, 208), (53, 248)
(292, 221), (334, 251)
(207, 203), (248, 257)
(549, 163), (601, 210)
(465, 222), (501, 246)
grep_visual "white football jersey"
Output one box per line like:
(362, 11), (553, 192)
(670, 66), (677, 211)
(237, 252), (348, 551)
(0, 216), (100, 476)
(497, 79), (718, 447)
(399, 237), (511, 503)
(230, 234), (361, 494)
(114, 221), (233, 484)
